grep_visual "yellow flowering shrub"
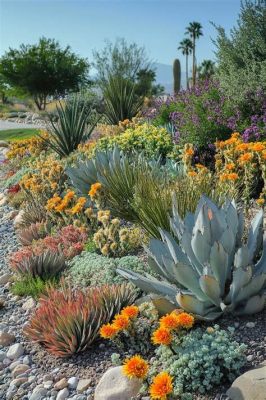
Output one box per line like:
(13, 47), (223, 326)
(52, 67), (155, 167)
(7, 131), (49, 159)
(94, 123), (173, 158)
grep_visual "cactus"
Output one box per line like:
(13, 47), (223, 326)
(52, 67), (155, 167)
(173, 59), (181, 93)
(118, 195), (266, 320)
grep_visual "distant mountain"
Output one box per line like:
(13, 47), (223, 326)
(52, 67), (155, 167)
(152, 62), (186, 94)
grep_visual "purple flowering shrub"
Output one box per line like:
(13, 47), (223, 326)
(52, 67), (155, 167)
(149, 80), (239, 147)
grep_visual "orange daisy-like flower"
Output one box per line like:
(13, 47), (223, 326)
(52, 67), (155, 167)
(195, 163), (205, 169)
(149, 371), (173, 399)
(152, 327), (172, 346)
(100, 323), (118, 339)
(256, 198), (265, 206)
(236, 143), (250, 152)
(121, 305), (139, 319)
(112, 314), (130, 331)
(225, 163), (235, 171)
(177, 312), (194, 329)
(252, 143), (265, 152)
(159, 313), (180, 330)
(64, 191), (75, 200)
(238, 153), (252, 163)
(185, 148), (194, 156)
(122, 355), (148, 379)
(89, 182), (102, 197)
(188, 171), (197, 177)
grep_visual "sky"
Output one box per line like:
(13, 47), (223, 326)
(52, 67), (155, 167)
(0, 0), (241, 73)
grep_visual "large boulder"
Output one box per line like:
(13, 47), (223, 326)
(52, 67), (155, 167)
(227, 363), (266, 400)
(94, 366), (142, 400)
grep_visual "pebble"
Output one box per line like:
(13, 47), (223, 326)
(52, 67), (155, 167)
(7, 343), (24, 359)
(54, 377), (68, 390)
(77, 379), (92, 393)
(68, 376), (79, 389)
(29, 387), (48, 400)
(246, 322), (256, 328)
(0, 330), (16, 346)
(56, 388), (69, 400)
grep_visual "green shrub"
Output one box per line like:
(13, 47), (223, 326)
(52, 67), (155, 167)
(148, 325), (246, 397)
(68, 253), (156, 288)
(11, 276), (58, 298)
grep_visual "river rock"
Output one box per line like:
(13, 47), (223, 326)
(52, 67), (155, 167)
(0, 273), (12, 285)
(7, 343), (24, 360)
(94, 366), (142, 400)
(227, 363), (266, 400)
(0, 331), (16, 346)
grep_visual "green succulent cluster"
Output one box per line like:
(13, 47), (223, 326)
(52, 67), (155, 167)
(118, 195), (266, 320)
(67, 253), (157, 288)
(148, 325), (246, 397)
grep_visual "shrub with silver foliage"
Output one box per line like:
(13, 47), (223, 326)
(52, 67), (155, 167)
(148, 325), (246, 397)
(118, 195), (266, 320)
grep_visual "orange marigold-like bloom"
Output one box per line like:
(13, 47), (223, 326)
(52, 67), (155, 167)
(195, 163), (205, 169)
(225, 163), (235, 171)
(236, 143), (250, 152)
(100, 324), (118, 339)
(89, 182), (102, 197)
(177, 312), (194, 329)
(112, 314), (130, 331)
(159, 313), (180, 330)
(220, 173), (239, 181)
(252, 143), (265, 152)
(152, 327), (172, 346)
(64, 191), (75, 200)
(238, 153), (252, 163)
(256, 198), (265, 206)
(121, 305), (139, 319)
(185, 148), (194, 156)
(149, 372), (173, 399)
(231, 132), (240, 139)
(122, 355), (148, 379)
(188, 171), (197, 177)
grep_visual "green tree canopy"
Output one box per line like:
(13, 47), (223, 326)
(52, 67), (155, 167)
(213, 0), (266, 104)
(0, 37), (89, 110)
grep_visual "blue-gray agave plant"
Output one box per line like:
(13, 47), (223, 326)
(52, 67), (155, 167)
(117, 196), (266, 320)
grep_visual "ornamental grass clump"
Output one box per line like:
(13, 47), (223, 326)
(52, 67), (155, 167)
(24, 283), (136, 356)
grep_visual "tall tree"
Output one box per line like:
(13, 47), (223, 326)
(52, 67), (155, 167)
(178, 38), (193, 89)
(93, 38), (151, 87)
(197, 59), (216, 80)
(185, 22), (203, 86)
(213, 0), (266, 106)
(0, 38), (89, 110)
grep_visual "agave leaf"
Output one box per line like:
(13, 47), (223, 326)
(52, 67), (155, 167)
(193, 204), (211, 243)
(116, 268), (177, 301)
(254, 233), (266, 275)
(181, 229), (203, 275)
(235, 273), (266, 304)
(234, 294), (266, 315)
(226, 266), (252, 303)
(199, 275), (221, 306)
(176, 292), (215, 316)
(191, 229), (211, 265)
(209, 241), (228, 292)
(150, 296), (177, 315)
(224, 200), (239, 237)
(247, 209), (263, 263)
(234, 246), (250, 269)
(159, 229), (190, 266)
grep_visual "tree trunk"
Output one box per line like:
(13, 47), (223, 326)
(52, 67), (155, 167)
(34, 94), (47, 110)
(192, 37), (195, 87)
(186, 54), (188, 89)
(1, 92), (8, 104)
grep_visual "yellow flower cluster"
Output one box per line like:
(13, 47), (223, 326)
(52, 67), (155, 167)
(95, 123), (173, 158)
(7, 131), (49, 159)
(100, 305), (139, 339)
(47, 191), (87, 215)
(88, 182), (102, 199)
(93, 210), (142, 257)
(20, 156), (64, 195)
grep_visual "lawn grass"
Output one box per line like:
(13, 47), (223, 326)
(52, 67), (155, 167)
(0, 128), (40, 141)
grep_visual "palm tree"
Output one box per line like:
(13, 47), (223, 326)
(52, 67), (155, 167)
(197, 59), (216, 80)
(185, 22), (203, 86)
(178, 38), (193, 89)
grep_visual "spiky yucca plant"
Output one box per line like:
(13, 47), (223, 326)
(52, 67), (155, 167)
(103, 75), (143, 125)
(24, 283), (136, 356)
(118, 196), (266, 320)
(41, 95), (98, 157)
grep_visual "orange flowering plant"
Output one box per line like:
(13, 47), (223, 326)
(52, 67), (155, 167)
(100, 302), (159, 355)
